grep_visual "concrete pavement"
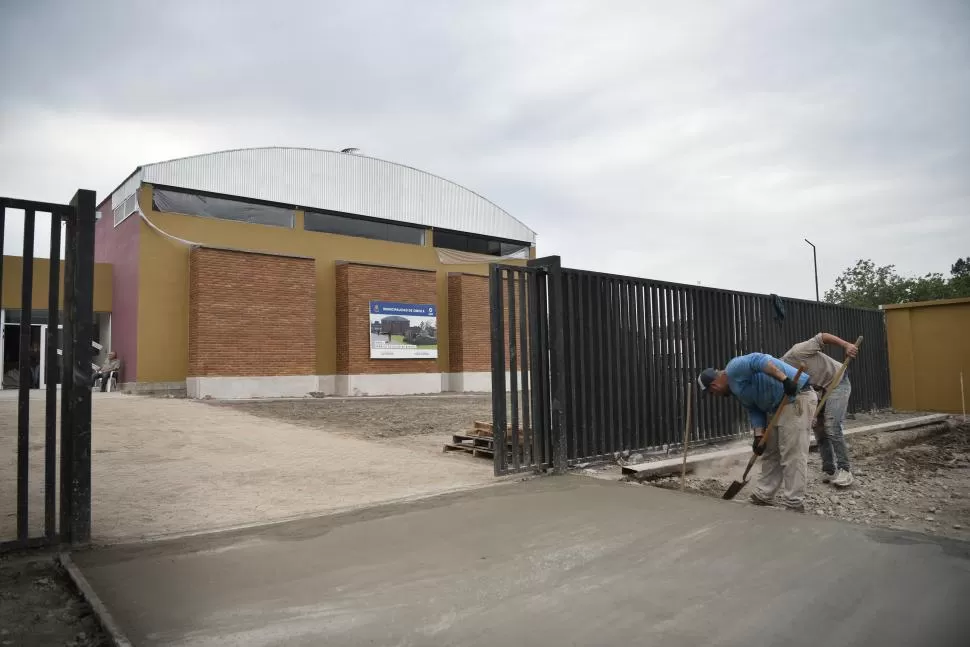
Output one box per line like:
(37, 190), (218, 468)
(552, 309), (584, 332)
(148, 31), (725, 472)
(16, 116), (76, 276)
(73, 476), (970, 647)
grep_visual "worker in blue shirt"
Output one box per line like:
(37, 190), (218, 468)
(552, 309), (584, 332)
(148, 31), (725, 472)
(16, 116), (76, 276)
(697, 353), (818, 512)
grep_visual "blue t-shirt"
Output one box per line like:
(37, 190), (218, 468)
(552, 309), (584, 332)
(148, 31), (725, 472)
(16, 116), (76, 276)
(724, 353), (810, 429)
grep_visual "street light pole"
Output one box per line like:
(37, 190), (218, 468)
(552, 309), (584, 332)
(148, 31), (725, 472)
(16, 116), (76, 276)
(804, 239), (819, 301)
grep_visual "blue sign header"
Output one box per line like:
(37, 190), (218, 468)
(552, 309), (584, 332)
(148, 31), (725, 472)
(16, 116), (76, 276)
(370, 301), (436, 317)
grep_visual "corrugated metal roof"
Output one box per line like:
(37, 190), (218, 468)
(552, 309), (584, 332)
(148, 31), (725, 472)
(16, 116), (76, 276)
(111, 147), (535, 243)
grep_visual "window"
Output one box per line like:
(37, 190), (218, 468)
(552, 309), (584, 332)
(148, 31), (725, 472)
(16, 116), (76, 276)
(152, 188), (294, 229)
(304, 210), (426, 245)
(433, 230), (530, 257)
(113, 193), (138, 226)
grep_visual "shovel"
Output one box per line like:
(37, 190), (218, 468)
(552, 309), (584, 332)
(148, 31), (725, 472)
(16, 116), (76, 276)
(723, 366), (805, 500)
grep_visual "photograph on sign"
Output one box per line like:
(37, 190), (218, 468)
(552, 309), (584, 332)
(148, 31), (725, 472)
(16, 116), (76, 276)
(369, 301), (438, 359)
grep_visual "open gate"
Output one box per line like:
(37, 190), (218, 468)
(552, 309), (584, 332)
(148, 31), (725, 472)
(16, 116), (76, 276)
(0, 190), (97, 551)
(489, 256), (566, 476)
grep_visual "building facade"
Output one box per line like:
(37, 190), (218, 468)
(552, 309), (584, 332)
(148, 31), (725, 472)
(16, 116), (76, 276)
(94, 147), (536, 398)
(1, 256), (113, 390)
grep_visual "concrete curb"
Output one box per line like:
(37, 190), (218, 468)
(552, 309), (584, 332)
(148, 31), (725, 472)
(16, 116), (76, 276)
(58, 552), (134, 647)
(621, 414), (951, 478)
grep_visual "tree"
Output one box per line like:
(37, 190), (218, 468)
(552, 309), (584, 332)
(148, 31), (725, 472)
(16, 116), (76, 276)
(822, 260), (909, 308)
(824, 257), (970, 308)
(950, 256), (970, 296)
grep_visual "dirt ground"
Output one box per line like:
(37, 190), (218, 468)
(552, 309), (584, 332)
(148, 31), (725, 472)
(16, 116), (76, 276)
(0, 553), (107, 647)
(216, 393), (493, 441)
(0, 392), (495, 544)
(638, 418), (970, 541)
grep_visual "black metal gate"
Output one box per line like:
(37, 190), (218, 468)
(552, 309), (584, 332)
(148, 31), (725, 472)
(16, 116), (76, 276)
(1, 190), (97, 551)
(490, 257), (892, 475)
(489, 257), (567, 476)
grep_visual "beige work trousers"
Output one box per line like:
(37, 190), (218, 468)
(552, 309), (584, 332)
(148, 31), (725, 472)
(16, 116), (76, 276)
(753, 389), (818, 508)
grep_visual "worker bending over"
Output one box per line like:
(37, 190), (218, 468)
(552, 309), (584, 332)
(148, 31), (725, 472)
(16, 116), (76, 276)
(697, 353), (817, 512)
(782, 333), (858, 487)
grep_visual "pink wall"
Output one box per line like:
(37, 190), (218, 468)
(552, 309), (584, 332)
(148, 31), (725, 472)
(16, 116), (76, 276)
(95, 196), (140, 382)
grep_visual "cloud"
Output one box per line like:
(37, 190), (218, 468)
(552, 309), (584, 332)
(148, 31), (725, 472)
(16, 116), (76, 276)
(2, 0), (968, 296)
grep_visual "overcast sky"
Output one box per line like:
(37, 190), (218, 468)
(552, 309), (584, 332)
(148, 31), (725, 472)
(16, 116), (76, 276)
(1, 0), (968, 299)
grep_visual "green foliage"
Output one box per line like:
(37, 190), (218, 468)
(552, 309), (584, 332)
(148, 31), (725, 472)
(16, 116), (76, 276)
(823, 257), (970, 309)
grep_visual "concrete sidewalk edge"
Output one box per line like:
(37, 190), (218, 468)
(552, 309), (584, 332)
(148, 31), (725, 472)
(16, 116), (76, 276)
(621, 413), (951, 477)
(59, 552), (135, 647)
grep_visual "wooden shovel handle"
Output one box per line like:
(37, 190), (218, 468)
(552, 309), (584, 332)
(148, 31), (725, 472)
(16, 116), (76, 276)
(816, 335), (863, 412)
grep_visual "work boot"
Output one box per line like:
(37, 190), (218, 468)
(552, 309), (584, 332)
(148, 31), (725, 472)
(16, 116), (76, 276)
(749, 493), (772, 507)
(821, 471), (835, 484)
(833, 469), (854, 488)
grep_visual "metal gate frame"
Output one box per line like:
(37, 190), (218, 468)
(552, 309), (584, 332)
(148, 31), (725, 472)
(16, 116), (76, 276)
(0, 190), (97, 551)
(490, 256), (567, 476)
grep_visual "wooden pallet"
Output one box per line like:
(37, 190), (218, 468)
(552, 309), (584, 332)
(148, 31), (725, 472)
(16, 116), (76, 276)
(443, 433), (495, 459)
(442, 426), (529, 460)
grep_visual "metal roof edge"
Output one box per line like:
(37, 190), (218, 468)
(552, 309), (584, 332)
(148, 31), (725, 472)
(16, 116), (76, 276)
(138, 146), (536, 239)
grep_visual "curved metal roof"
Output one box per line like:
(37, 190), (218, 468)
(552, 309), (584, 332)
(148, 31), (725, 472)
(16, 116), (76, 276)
(111, 147), (535, 244)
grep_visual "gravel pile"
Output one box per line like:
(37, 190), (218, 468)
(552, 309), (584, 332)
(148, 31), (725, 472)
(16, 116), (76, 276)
(646, 418), (970, 541)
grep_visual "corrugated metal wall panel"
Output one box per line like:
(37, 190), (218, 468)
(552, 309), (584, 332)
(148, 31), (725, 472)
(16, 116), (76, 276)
(136, 147), (535, 243)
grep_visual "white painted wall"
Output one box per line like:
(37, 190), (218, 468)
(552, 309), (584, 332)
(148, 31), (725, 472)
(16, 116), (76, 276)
(442, 372), (512, 393)
(187, 375), (318, 400)
(335, 373), (442, 396)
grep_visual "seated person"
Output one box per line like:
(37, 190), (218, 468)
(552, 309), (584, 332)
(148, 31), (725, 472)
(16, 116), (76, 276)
(92, 351), (121, 391)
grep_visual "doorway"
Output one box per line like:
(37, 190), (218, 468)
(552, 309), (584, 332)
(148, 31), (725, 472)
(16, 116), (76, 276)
(0, 321), (61, 390)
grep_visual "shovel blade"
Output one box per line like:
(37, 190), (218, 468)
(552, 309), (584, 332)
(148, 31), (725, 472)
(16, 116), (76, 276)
(722, 479), (747, 500)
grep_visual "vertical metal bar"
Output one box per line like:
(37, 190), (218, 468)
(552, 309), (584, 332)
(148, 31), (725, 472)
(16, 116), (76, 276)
(593, 277), (609, 456)
(537, 272), (551, 466)
(664, 286), (675, 446)
(625, 281), (636, 451)
(60, 189), (96, 545)
(612, 280), (623, 453)
(489, 265), (507, 475)
(564, 272), (578, 462)
(603, 279), (615, 456)
(527, 268), (543, 468)
(518, 271), (531, 468)
(616, 280), (633, 451)
(507, 271), (520, 471)
(45, 212), (62, 540)
(681, 288), (697, 450)
(578, 274), (589, 460)
(632, 282), (644, 452)
(546, 257), (567, 473)
(670, 287), (682, 448)
(650, 284), (662, 448)
(698, 288), (713, 442)
(17, 208), (36, 543)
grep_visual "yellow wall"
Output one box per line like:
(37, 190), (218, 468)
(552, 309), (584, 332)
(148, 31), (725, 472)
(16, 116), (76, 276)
(885, 297), (970, 414)
(135, 185), (530, 382)
(1, 255), (113, 312)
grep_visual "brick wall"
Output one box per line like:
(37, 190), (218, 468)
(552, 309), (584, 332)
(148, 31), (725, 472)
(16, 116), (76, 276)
(335, 262), (438, 374)
(447, 273), (513, 372)
(188, 247), (316, 376)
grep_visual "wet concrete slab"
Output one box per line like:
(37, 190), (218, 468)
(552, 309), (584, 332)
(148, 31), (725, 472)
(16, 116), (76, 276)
(72, 476), (970, 647)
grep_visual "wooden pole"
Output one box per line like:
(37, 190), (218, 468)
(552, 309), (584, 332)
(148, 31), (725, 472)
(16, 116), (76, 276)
(681, 382), (693, 491)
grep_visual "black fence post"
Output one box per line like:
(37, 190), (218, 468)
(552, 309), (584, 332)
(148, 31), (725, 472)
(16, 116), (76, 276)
(545, 256), (567, 474)
(17, 209), (36, 543)
(489, 263), (507, 476)
(45, 211), (62, 540)
(60, 189), (96, 545)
